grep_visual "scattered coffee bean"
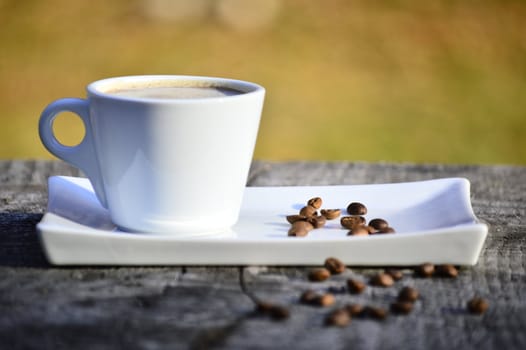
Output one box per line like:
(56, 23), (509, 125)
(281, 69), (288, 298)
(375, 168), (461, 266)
(369, 218), (389, 231)
(300, 290), (335, 307)
(370, 273), (395, 287)
(436, 264), (458, 278)
(385, 268), (403, 281)
(390, 301), (413, 315)
(308, 268), (331, 282)
(299, 205), (318, 217)
(286, 214), (308, 224)
(340, 216), (365, 229)
(308, 215), (327, 228)
(307, 197), (323, 209)
(300, 290), (318, 304)
(347, 225), (369, 236)
(415, 263), (435, 277)
(377, 226), (396, 234)
(314, 293), (335, 307)
(347, 278), (366, 294)
(324, 257), (346, 274)
(269, 304), (290, 320)
(320, 209), (341, 220)
(364, 306), (388, 320)
(467, 297), (489, 314)
(398, 286), (419, 303)
(288, 220), (314, 237)
(347, 202), (367, 215)
(344, 303), (365, 316)
(325, 308), (351, 327)
(255, 301), (274, 314)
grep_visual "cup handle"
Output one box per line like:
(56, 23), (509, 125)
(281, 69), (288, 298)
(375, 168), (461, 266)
(39, 98), (108, 208)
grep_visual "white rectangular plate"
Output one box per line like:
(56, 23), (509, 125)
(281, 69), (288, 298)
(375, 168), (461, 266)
(37, 176), (488, 266)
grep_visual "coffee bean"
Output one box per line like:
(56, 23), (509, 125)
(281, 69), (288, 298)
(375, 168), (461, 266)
(307, 215), (327, 229)
(308, 268), (331, 282)
(325, 308), (351, 327)
(288, 221), (314, 237)
(314, 293), (335, 307)
(340, 216), (365, 229)
(347, 202), (367, 215)
(269, 305), (290, 320)
(299, 205), (317, 217)
(347, 225), (369, 236)
(365, 306), (388, 320)
(377, 226), (396, 234)
(300, 290), (318, 304)
(347, 278), (366, 294)
(369, 218), (388, 231)
(286, 214), (308, 224)
(324, 257), (346, 275)
(255, 301), (274, 314)
(370, 273), (395, 287)
(344, 303), (365, 316)
(307, 197), (323, 209)
(320, 209), (341, 220)
(467, 297), (489, 314)
(390, 301), (413, 315)
(436, 264), (458, 278)
(415, 263), (435, 277)
(398, 286), (419, 302)
(385, 268), (403, 281)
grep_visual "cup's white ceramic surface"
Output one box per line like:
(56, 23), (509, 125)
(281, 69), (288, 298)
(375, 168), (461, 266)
(39, 75), (265, 235)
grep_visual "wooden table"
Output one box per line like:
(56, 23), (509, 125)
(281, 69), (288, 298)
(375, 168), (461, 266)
(1, 160), (525, 349)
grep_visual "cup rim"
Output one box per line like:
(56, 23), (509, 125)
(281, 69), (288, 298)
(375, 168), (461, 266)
(87, 75), (265, 103)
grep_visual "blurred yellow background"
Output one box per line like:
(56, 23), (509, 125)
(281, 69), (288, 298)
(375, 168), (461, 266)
(1, 0), (525, 164)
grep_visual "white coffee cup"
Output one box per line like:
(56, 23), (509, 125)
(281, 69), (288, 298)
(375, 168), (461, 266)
(39, 75), (265, 235)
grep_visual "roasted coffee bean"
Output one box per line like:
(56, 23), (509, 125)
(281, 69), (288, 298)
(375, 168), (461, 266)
(467, 297), (489, 314)
(369, 218), (389, 231)
(398, 286), (419, 302)
(340, 216), (365, 229)
(325, 308), (351, 327)
(415, 263), (435, 277)
(347, 202), (367, 215)
(320, 209), (341, 220)
(370, 273), (395, 287)
(324, 257), (346, 274)
(347, 278), (366, 294)
(390, 301), (413, 315)
(365, 306), (388, 320)
(288, 221), (313, 237)
(286, 214), (308, 224)
(307, 215), (327, 228)
(436, 264), (458, 278)
(366, 225), (378, 234)
(300, 290), (318, 304)
(308, 268), (331, 282)
(255, 301), (274, 314)
(307, 197), (323, 209)
(344, 303), (365, 316)
(299, 205), (317, 217)
(269, 305), (290, 320)
(385, 268), (403, 281)
(314, 293), (335, 307)
(378, 226), (396, 234)
(347, 225), (369, 236)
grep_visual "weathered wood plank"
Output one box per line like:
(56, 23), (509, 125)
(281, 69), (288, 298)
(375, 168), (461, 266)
(0, 160), (524, 350)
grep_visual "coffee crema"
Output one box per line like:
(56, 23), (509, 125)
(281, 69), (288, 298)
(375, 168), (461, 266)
(105, 85), (244, 99)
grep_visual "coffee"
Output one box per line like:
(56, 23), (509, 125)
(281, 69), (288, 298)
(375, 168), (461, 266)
(106, 85), (243, 99)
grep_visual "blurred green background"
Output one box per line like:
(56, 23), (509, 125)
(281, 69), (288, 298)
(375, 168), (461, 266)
(1, 0), (525, 164)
